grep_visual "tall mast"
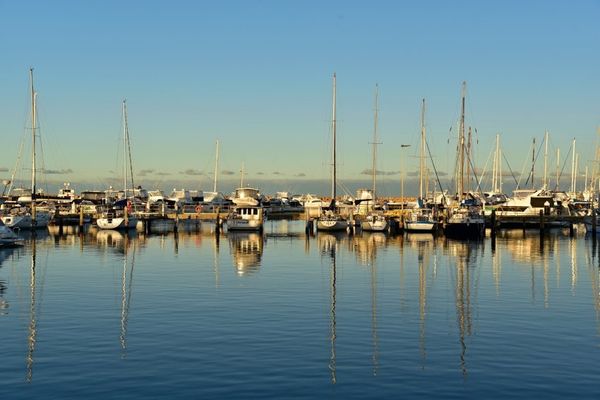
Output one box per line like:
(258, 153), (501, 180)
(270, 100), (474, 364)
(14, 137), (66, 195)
(419, 99), (426, 199)
(331, 73), (337, 201)
(467, 126), (472, 193)
(457, 81), (466, 200)
(371, 84), (379, 198)
(531, 137), (535, 189)
(571, 138), (576, 193)
(556, 148), (560, 190)
(575, 153), (579, 193)
(213, 139), (220, 192)
(122, 100), (128, 196)
(499, 147), (503, 193)
(543, 130), (549, 189)
(492, 134), (499, 193)
(30, 68), (37, 201)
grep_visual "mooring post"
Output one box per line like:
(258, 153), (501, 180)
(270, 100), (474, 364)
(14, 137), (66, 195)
(569, 222), (574, 237)
(79, 205), (84, 229)
(539, 210), (544, 237)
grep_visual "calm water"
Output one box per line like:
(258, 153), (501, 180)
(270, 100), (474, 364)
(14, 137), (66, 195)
(1, 221), (600, 399)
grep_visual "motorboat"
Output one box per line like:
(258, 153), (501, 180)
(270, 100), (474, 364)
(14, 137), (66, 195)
(227, 206), (264, 232)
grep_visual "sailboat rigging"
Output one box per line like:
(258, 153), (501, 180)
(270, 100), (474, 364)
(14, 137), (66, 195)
(405, 99), (439, 233)
(317, 73), (349, 232)
(361, 84), (388, 232)
(1, 68), (51, 229)
(97, 100), (139, 230)
(443, 82), (485, 239)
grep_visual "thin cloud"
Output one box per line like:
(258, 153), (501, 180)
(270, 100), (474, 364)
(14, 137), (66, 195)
(182, 169), (203, 176)
(256, 172), (264, 176)
(156, 172), (171, 176)
(0, 167), (8, 172)
(360, 168), (399, 176)
(272, 171), (282, 175)
(295, 173), (306, 177)
(42, 168), (73, 175)
(221, 170), (235, 176)
(139, 169), (155, 176)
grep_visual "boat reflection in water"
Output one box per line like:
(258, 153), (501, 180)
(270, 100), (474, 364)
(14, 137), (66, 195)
(0, 247), (17, 316)
(317, 233), (341, 384)
(444, 239), (481, 377)
(227, 232), (264, 275)
(96, 229), (127, 248)
(26, 237), (39, 382)
(119, 238), (136, 358)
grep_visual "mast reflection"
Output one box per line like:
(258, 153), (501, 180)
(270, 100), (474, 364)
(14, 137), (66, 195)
(446, 240), (480, 377)
(26, 238), (37, 382)
(318, 233), (341, 385)
(120, 236), (136, 357)
(356, 233), (382, 376)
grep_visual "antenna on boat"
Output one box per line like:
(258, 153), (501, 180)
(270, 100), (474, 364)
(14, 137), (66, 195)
(240, 162), (245, 187)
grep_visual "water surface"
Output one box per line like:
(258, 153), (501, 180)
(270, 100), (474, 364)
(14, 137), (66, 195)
(1, 222), (599, 399)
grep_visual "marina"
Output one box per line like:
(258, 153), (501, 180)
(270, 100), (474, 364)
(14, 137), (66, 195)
(2, 1), (599, 398)
(1, 220), (600, 398)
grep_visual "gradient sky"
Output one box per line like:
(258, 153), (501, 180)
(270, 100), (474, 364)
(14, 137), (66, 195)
(1, 0), (599, 195)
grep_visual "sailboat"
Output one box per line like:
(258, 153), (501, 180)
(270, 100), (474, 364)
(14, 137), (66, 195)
(405, 99), (439, 233)
(317, 73), (349, 232)
(1, 69), (51, 229)
(97, 100), (139, 230)
(0, 219), (24, 247)
(361, 84), (388, 232)
(443, 82), (485, 239)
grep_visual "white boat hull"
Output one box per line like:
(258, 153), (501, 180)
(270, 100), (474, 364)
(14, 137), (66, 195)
(316, 219), (348, 231)
(404, 221), (437, 232)
(361, 220), (388, 232)
(0, 224), (24, 247)
(227, 219), (263, 231)
(97, 217), (138, 230)
(1, 212), (51, 229)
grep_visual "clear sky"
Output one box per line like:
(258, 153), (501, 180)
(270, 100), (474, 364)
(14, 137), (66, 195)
(1, 0), (599, 195)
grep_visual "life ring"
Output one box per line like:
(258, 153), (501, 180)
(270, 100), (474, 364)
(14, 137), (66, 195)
(195, 205), (202, 213)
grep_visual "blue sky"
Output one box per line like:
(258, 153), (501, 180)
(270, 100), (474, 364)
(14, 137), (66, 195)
(1, 0), (599, 195)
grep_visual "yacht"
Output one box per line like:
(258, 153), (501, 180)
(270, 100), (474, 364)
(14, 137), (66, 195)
(316, 73), (349, 232)
(231, 187), (262, 207)
(227, 205), (264, 232)
(0, 219), (24, 248)
(405, 100), (439, 234)
(96, 100), (139, 231)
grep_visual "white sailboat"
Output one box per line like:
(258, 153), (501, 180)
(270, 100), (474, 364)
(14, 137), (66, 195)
(405, 99), (439, 233)
(97, 100), (139, 230)
(443, 82), (485, 239)
(0, 219), (24, 247)
(1, 69), (51, 229)
(317, 73), (349, 232)
(361, 84), (388, 232)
